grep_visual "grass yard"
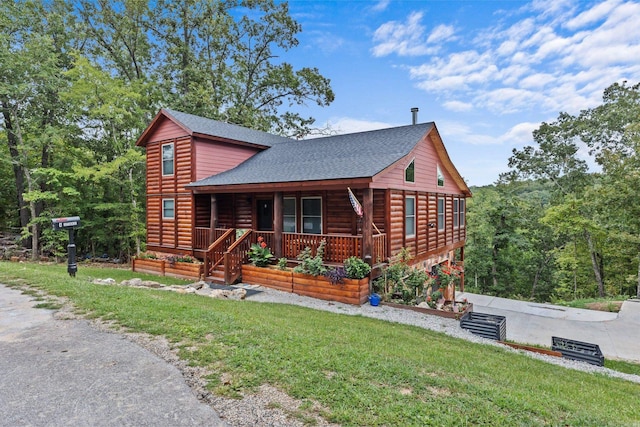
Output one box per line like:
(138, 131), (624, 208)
(1, 261), (639, 426)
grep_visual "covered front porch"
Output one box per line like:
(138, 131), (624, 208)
(193, 227), (387, 284)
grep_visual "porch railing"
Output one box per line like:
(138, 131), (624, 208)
(204, 228), (236, 277)
(203, 228), (388, 283)
(254, 231), (387, 264)
(194, 227), (229, 250)
(223, 230), (253, 284)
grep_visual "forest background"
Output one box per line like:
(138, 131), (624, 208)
(1, 1), (638, 302)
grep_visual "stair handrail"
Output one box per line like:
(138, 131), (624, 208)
(204, 228), (236, 277)
(224, 229), (254, 284)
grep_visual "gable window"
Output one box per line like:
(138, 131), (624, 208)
(437, 165), (444, 187)
(404, 159), (415, 183)
(437, 197), (445, 231)
(283, 197), (297, 232)
(405, 196), (415, 237)
(302, 197), (322, 234)
(454, 199), (459, 228)
(162, 143), (174, 176)
(162, 198), (175, 219)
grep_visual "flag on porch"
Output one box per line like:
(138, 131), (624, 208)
(347, 187), (363, 217)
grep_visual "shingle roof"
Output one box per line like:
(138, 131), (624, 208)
(188, 122), (434, 187)
(163, 108), (291, 147)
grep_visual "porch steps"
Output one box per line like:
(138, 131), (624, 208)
(206, 265), (226, 285)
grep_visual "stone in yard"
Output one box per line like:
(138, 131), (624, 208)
(120, 278), (143, 287)
(209, 288), (246, 300)
(92, 278), (116, 285)
(187, 280), (207, 290)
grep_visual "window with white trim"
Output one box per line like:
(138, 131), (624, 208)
(283, 197), (297, 232)
(437, 197), (445, 231)
(302, 197), (322, 234)
(162, 143), (174, 176)
(405, 196), (415, 237)
(459, 198), (465, 227)
(404, 159), (415, 183)
(162, 198), (175, 219)
(437, 165), (444, 187)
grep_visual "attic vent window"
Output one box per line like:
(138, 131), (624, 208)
(437, 165), (444, 187)
(405, 159), (415, 183)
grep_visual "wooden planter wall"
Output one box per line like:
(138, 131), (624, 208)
(241, 264), (370, 305)
(132, 258), (203, 280)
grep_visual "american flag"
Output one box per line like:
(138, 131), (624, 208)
(347, 187), (363, 217)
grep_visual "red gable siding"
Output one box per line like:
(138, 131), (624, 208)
(193, 137), (261, 181)
(372, 132), (464, 195)
(144, 116), (188, 142)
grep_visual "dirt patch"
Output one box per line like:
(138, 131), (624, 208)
(584, 301), (623, 312)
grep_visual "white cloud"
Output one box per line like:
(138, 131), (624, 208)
(371, 0), (391, 12)
(427, 24), (456, 44)
(371, 11), (431, 57)
(395, 0), (640, 119)
(501, 122), (539, 145)
(323, 117), (395, 134)
(442, 100), (473, 112)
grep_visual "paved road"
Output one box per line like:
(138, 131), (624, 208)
(0, 284), (226, 427)
(458, 292), (640, 362)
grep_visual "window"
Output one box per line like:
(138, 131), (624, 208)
(453, 199), (459, 228)
(459, 198), (465, 227)
(302, 197), (322, 234)
(162, 143), (174, 175)
(437, 197), (445, 231)
(405, 196), (416, 237)
(437, 165), (444, 187)
(283, 197), (297, 232)
(162, 198), (175, 219)
(404, 159), (415, 183)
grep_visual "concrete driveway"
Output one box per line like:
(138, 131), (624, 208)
(0, 284), (226, 427)
(457, 292), (640, 362)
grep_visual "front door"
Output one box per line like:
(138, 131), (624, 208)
(257, 198), (273, 231)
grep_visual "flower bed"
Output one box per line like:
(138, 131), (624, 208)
(132, 257), (203, 280)
(240, 265), (370, 305)
(380, 300), (473, 320)
(292, 272), (369, 305)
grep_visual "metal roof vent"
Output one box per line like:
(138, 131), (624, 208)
(411, 107), (419, 125)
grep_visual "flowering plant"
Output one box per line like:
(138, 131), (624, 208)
(248, 236), (274, 267)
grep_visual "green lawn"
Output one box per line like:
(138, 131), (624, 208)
(2, 262), (639, 426)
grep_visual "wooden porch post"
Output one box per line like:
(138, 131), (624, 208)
(273, 192), (283, 258)
(362, 188), (373, 264)
(209, 194), (218, 245)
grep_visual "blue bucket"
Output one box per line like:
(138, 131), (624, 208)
(369, 293), (381, 306)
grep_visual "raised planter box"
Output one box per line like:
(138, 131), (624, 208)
(380, 300), (473, 320)
(460, 312), (506, 341)
(240, 265), (370, 305)
(132, 258), (203, 280)
(241, 264), (293, 292)
(551, 336), (604, 366)
(292, 273), (369, 305)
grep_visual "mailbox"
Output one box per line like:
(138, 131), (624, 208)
(52, 216), (81, 231)
(51, 216), (81, 277)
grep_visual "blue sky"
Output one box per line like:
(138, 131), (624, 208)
(279, 0), (640, 186)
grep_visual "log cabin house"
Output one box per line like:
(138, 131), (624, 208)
(135, 108), (471, 288)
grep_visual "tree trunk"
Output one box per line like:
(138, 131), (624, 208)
(2, 105), (30, 236)
(584, 230), (605, 297)
(491, 245), (499, 290)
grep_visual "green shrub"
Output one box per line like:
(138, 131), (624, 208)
(343, 256), (371, 279)
(293, 240), (327, 276)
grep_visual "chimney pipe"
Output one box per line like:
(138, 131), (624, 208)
(411, 107), (419, 125)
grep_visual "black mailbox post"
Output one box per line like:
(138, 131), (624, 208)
(52, 216), (81, 277)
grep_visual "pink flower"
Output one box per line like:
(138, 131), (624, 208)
(260, 241), (267, 249)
